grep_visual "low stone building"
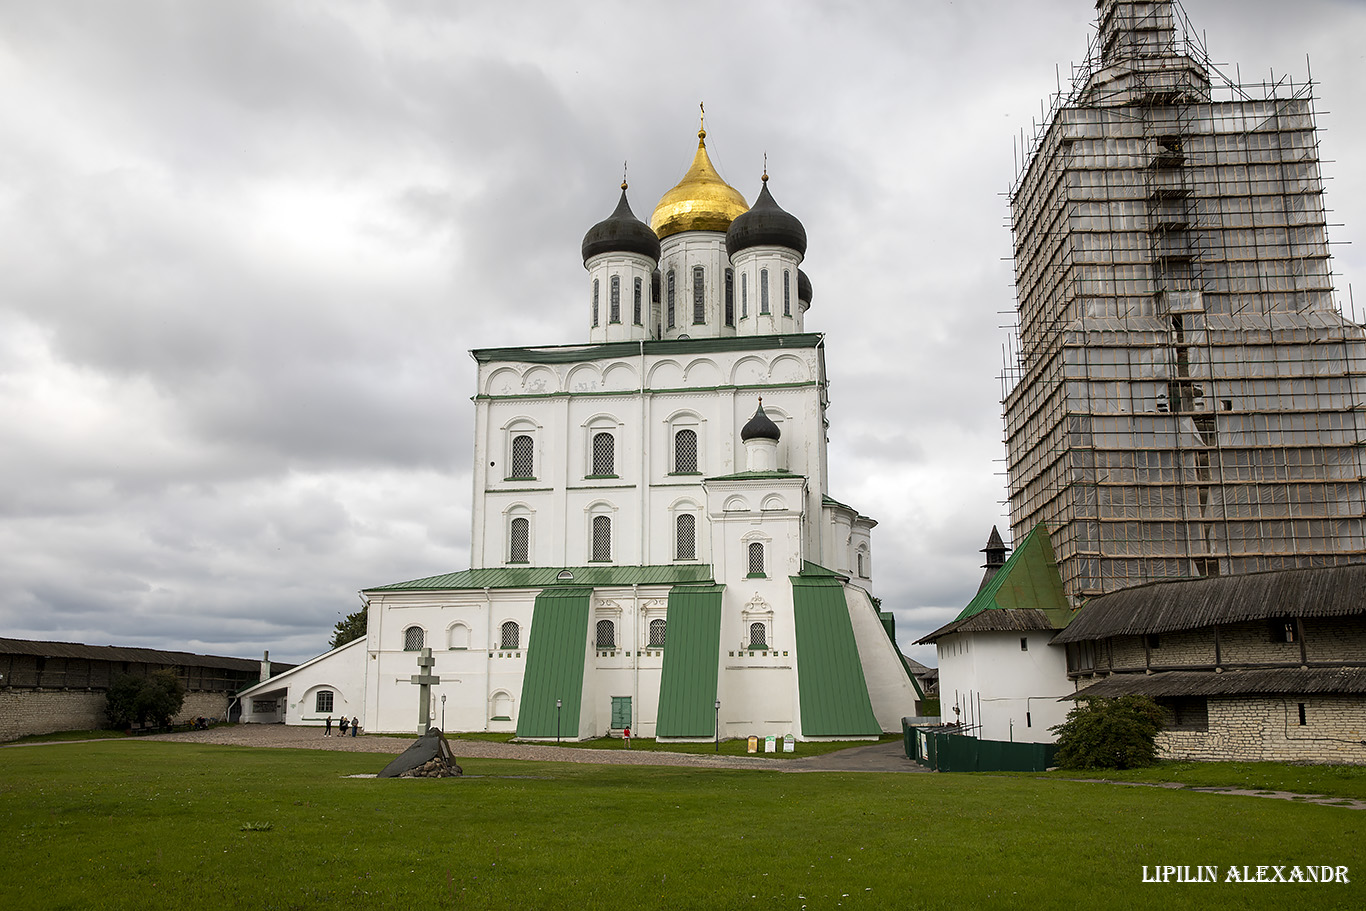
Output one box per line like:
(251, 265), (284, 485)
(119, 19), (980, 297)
(0, 638), (282, 741)
(1053, 566), (1366, 763)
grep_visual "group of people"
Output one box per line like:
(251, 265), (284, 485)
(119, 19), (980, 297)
(323, 715), (360, 737)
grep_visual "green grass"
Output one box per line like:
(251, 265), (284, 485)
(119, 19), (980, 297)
(1030, 760), (1366, 801)
(4, 728), (132, 744)
(446, 732), (900, 758)
(0, 742), (1361, 911)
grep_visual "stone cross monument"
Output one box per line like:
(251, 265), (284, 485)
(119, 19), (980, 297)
(409, 647), (441, 735)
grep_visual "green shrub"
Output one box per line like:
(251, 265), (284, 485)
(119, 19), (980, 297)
(104, 670), (186, 729)
(1051, 695), (1164, 769)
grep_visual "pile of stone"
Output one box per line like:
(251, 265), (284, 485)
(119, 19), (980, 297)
(377, 728), (463, 779)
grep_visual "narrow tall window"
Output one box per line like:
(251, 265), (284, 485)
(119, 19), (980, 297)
(509, 517), (529, 563)
(675, 513), (696, 560)
(609, 275), (621, 323)
(692, 265), (705, 324)
(633, 277), (643, 325)
(592, 279), (599, 327)
(748, 542), (765, 576)
(592, 515), (612, 562)
(666, 270), (676, 329)
(783, 269), (791, 316)
(315, 690), (334, 713)
(856, 551), (866, 577)
(760, 269), (770, 314)
(741, 272), (748, 318)
(674, 429), (698, 473)
(500, 621), (519, 650)
(749, 622), (767, 649)
(649, 618), (667, 648)
(510, 435), (534, 479)
(404, 627), (425, 651)
(592, 432), (615, 476)
(724, 269), (734, 327)
(596, 619), (616, 649)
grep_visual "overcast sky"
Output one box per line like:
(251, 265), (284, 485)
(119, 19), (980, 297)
(2, 0), (1363, 665)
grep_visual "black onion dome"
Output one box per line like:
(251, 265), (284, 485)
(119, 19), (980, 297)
(797, 268), (812, 305)
(740, 399), (781, 442)
(725, 178), (807, 258)
(582, 186), (661, 264)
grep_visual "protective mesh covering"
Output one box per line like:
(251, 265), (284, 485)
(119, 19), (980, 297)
(404, 627), (425, 651)
(649, 618), (667, 647)
(675, 513), (696, 560)
(592, 432), (615, 476)
(749, 622), (767, 648)
(596, 619), (615, 648)
(748, 542), (765, 575)
(674, 429), (698, 473)
(1003, 1), (1366, 600)
(591, 515), (612, 562)
(500, 621), (519, 650)
(509, 517), (529, 563)
(510, 435), (534, 479)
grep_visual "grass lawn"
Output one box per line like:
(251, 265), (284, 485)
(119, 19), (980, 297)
(447, 732), (902, 758)
(4, 728), (132, 745)
(0, 742), (1361, 911)
(1026, 760), (1366, 802)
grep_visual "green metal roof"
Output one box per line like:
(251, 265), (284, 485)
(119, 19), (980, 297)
(799, 561), (847, 579)
(955, 523), (1070, 628)
(472, 333), (822, 365)
(705, 470), (805, 482)
(515, 587), (592, 739)
(877, 610), (924, 700)
(366, 564), (714, 592)
(790, 576), (880, 737)
(655, 584), (725, 738)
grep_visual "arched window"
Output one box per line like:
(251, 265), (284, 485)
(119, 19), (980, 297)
(783, 269), (792, 316)
(591, 515), (612, 562)
(633, 277), (643, 325)
(403, 626), (425, 651)
(856, 548), (868, 578)
(741, 272), (748, 318)
(749, 622), (768, 649)
(510, 435), (534, 479)
(592, 432), (615, 476)
(609, 275), (621, 323)
(509, 517), (530, 563)
(675, 513), (697, 560)
(491, 691), (513, 720)
(666, 270), (676, 329)
(592, 279), (599, 327)
(724, 269), (734, 326)
(447, 623), (471, 650)
(748, 542), (765, 576)
(649, 618), (667, 647)
(692, 265), (705, 324)
(596, 619), (616, 649)
(760, 268), (770, 314)
(673, 428), (698, 474)
(500, 621), (520, 650)
(315, 690), (334, 713)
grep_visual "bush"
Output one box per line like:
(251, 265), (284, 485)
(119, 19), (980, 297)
(105, 670), (186, 729)
(1051, 695), (1165, 770)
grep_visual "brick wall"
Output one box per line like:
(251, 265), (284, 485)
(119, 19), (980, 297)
(1157, 695), (1366, 763)
(0, 689), (233, 741)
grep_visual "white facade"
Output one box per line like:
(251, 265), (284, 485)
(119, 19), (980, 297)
(237, 637), (367, 728)
(935, 630), (1072, 743)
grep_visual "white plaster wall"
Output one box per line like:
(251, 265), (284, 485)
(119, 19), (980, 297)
(657, 232), (734, 339)
(730, 246), (803, 337)
(844, 585), (919, 732)
(937, 631), (1070, 743)
(238, 637), (368, 728)
(585, 251), (656, 343)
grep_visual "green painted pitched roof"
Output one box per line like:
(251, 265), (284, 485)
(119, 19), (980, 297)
(790, 576), (880, 737)
(704, 470), (805, 482)
(516, 587), (592, 738)
(799, 561), (847, 579)
(472, 333), (822, 365)
(366, 564), (714, 592)
(955, 523), (1070, 628)
(655, 585), (725, 738)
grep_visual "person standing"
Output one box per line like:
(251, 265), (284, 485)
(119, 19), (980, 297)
(350, 716), (359, 737)
(324, 715), (332, 736)
(339, 716), (349, 735)
(623, 726), (631, 749)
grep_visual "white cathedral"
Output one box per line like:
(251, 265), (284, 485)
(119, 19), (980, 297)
(239, 124), (920, 741)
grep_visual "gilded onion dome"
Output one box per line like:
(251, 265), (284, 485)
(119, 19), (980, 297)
(726, 175), (807, 258)
(650, 128), (749, 239)
(582, 182), (661, 264)
(740, 398), (782, 442)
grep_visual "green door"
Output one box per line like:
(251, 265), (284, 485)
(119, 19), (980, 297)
(611, 696), (632, 730)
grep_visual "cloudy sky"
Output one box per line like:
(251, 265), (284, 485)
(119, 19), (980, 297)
(2, 0), (1363, 665)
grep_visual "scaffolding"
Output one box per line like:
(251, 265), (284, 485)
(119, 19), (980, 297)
(1002, 0), (1366, 602)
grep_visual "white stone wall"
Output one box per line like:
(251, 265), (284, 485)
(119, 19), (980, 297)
(938, 629), (1072, 743)
(238, 637), (368, 728)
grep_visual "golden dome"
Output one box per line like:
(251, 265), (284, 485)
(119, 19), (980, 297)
(650, 129), (749, 239)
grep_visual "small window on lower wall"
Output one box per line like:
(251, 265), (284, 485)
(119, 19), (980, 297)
(1160, 696), (1208, 732)
(315, 690), (334, 713)
(749, 622), (767, 649)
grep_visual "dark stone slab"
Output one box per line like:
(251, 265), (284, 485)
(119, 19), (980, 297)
(377, 728), (461, 778)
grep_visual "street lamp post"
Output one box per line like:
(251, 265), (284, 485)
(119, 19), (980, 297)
(556, 698), (562, 744)
(441, 693), (446, 732)
(714, 699), (721, 752)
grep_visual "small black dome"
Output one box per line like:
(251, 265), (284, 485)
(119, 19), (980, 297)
(740, 399), (781, 442)
(582, 186), (661, 264)
(797, 269), (812, 305)
(725, 179), (807, 258)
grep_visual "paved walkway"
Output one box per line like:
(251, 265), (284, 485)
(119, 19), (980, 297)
(126, 725), (925, 773)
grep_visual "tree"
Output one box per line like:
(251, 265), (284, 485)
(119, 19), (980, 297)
(105, 669), (186, 729)
(331, 604), (368, 649)
(1050, 695), (1165, 770)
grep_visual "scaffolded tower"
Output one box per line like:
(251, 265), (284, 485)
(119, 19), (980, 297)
(1003, 0), (1366, 602)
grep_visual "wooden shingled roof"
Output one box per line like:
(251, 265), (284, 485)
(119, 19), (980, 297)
(1054, 563), (1366, 644)
(1068, 666), (1366, 700)
(0, 637), (279, 673)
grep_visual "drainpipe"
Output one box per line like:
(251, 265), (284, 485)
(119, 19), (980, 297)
(483, 586), (493, 732)
(632, 584), (640, 735)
